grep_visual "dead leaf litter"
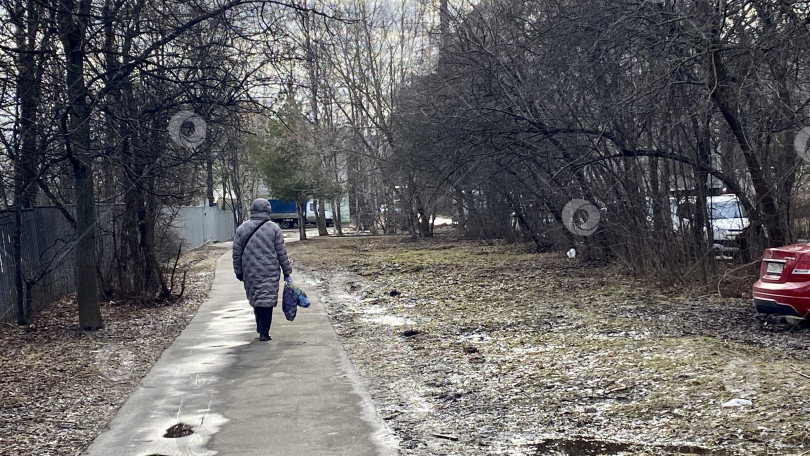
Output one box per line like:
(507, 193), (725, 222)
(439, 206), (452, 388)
(0, 242), (227, 456)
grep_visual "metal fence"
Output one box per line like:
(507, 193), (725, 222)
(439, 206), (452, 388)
(0, 205), (235, 323)
(171, 205), (235, 251)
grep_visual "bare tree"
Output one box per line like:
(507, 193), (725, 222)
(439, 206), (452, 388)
(387, 0), (810, 283)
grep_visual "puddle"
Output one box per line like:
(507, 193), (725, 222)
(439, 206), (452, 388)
(164, 423), (194, 438)
(535, 438), (720, 455)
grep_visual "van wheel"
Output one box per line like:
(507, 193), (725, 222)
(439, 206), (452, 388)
(281, 221), (294, 229)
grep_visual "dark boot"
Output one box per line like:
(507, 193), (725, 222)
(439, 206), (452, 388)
(254, 307), (273, 341)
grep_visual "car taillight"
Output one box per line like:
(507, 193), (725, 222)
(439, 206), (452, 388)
(792, 261), (810, 275)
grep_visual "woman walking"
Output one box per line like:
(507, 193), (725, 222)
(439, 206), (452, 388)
(232, 198), (293, 341)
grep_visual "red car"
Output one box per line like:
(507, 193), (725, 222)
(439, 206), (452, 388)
(754, 243), (810, 320)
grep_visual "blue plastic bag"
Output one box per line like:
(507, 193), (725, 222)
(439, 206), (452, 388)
(294, 285), (310, 308)
(282, 283), (297, 321)
(286, 280), (310, 308)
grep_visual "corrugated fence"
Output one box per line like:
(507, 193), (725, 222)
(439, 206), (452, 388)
(172, 206), (236, 251)
(0, 205), (235, 323)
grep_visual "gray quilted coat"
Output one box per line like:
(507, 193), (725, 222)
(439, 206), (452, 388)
(232, 199), (293, 308)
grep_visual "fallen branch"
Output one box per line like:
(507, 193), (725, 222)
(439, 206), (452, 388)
(605, 384), (634, 395)
(791, 367), (810, 380)
(432, 433), (459, 441)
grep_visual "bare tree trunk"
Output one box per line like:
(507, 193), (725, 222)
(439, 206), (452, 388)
(59, 0), (102, 330)
(229, 145), (245, 226)
(72, 155), (102, 329)
(330, 198), (343, 236)
(315, 199), (328, 236)
(439, 0), (449, 49)
(11, 0), (46, 325)
(13, 206), (25, 325)
(206, 155), (215, 206)
(143, 190), (170, 299)
(347, 151), (360, 229)
(692, 112), (713, 278)
(414, 193), (432, 238)
(296, 199), (307, 240)
(13, 0), (44, 207)
(706, 38), (786, 246)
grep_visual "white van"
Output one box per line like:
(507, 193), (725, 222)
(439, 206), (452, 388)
(305, 201), (334, 226)
(706, 194), (749, 252)
(670, 194), (749, 253)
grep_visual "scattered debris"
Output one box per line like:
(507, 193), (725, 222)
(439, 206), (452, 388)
(467, 355), (485, 364)
(164, 423), (194, 438)
(722, 399), (753, 408)
(791, 366), (810, 380)
(431, 433), (459, 441)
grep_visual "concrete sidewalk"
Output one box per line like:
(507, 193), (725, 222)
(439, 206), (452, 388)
(83, 246), (398, 456)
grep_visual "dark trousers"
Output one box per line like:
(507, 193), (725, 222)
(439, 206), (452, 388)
(254, 307), (274, 336)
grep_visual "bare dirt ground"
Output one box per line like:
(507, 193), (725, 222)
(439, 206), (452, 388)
(0, 242), (228, 456)
(287, 234), (810, 456)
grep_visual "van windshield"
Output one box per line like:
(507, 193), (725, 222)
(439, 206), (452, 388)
(707, 200), (745, 219)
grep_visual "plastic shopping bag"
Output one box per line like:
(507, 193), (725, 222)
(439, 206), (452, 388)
(289, 281), (310, 308)
(282, 283), (298, 321)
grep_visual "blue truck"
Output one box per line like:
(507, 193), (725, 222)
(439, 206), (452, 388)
(267, 199), (299, 229)
(268, 199), (333, 229)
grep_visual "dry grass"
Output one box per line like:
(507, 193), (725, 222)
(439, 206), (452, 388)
(289, 234), (810, 456)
